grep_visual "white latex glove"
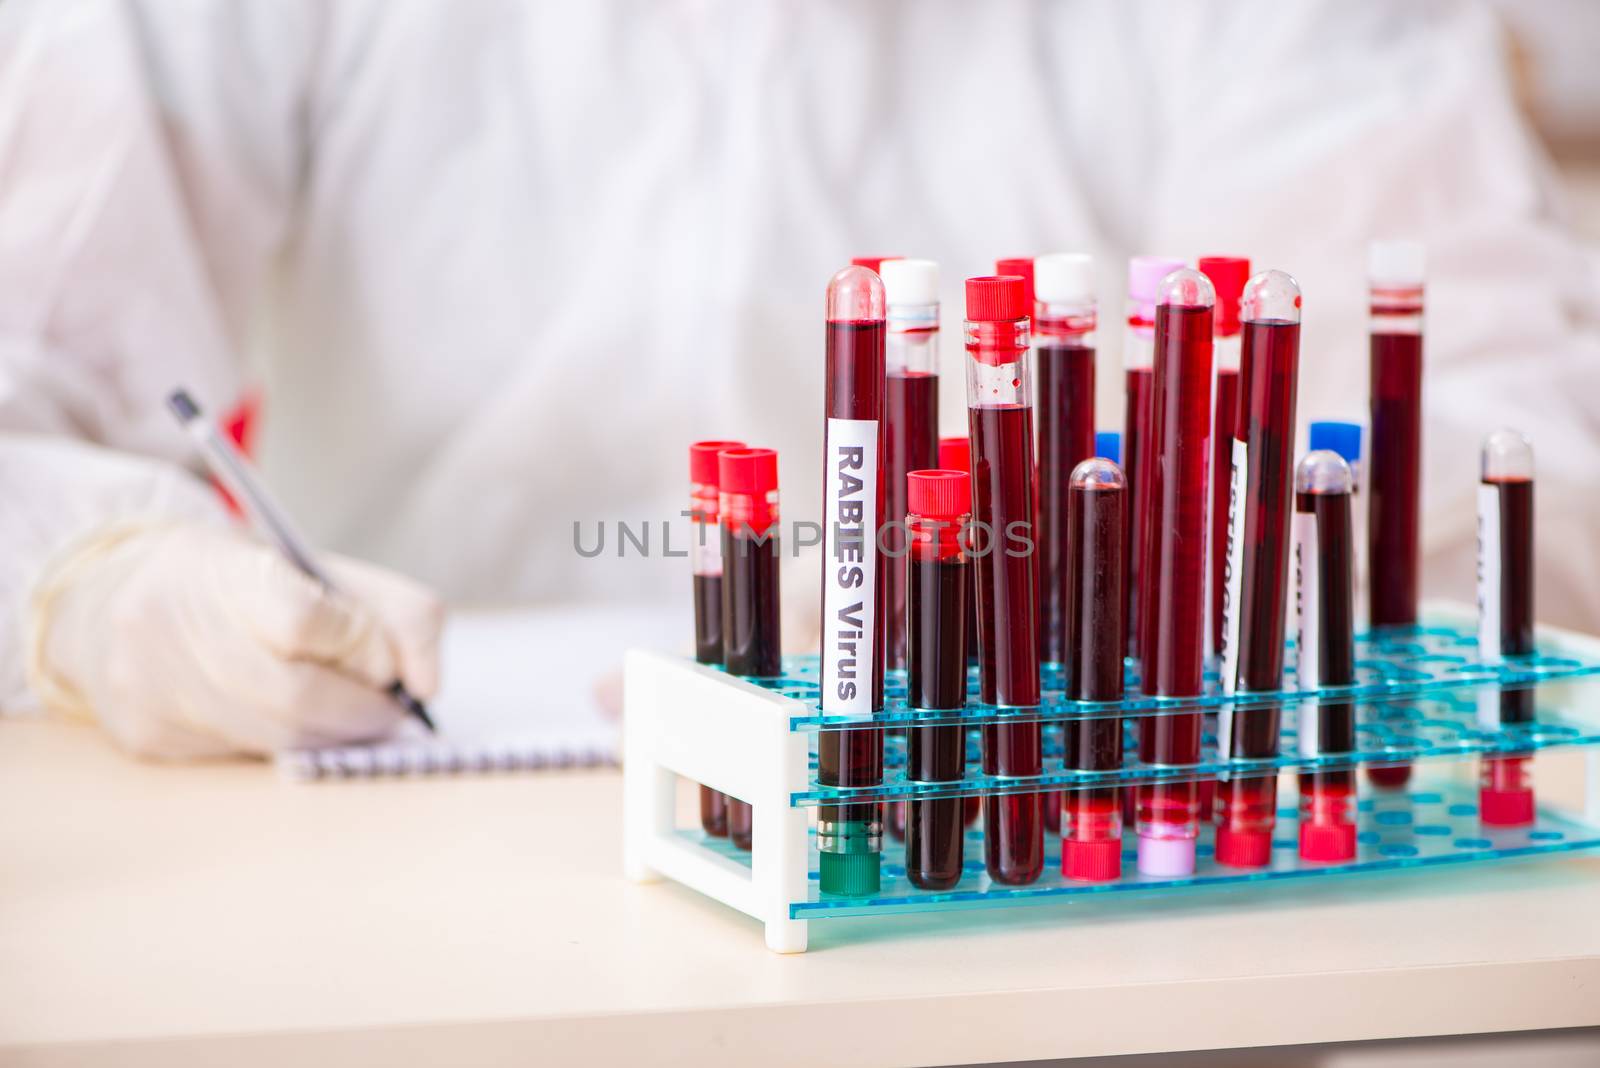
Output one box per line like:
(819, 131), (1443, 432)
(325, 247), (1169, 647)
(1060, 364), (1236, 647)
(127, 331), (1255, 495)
(25, 521), (444, 759)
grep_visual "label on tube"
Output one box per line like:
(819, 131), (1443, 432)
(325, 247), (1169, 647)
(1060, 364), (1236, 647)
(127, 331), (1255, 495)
(1476, 483), (1502, 663)
(1293, 510), (1321, 757)
(822, 417), (879, 716)
(1219, 438), (1249, 695)
(690, 518), (722, 577)
(1476, 482), (1502, 729)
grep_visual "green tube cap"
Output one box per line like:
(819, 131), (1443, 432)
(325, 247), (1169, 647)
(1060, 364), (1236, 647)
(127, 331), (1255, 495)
(819, 851), (881, 896)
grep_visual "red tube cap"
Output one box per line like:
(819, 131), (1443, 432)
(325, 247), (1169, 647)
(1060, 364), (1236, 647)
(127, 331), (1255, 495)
(717, 447), (778, 496)
(994, 257), (1035, 311)
(1063, 838), (1123, 882)
(1214, 826), (1273, 868)
(938, 436), (970, 473)
(1479, 787), (1535, 827)
(850, 255), (901, 275)
(1299, 821), (1357, 863)
(1198, 256), (1250, 335)
(689, 440), (746, 485)
(966, 276), (1026, 322)
(907, 469), (970, 521)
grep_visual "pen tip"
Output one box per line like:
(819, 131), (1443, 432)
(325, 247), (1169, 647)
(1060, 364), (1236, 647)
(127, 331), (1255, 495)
(167, 389), (200, 423)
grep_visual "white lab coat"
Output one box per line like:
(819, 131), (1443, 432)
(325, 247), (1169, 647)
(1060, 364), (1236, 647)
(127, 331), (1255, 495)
(2, 0), (1597, 710)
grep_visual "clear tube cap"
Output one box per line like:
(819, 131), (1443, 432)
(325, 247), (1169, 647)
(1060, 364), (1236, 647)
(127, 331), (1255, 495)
(827, 265), (887, 322)
(1296, 450), (1353, 495)
(1157, 267), (1215, 309)
(1482, 428), (1534, 481)
(1240, 269), (1302, 324)
(1070, 456), (1125, 490)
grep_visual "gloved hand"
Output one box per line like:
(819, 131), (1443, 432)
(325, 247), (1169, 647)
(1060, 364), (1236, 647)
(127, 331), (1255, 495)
(26, 521), (444, 759)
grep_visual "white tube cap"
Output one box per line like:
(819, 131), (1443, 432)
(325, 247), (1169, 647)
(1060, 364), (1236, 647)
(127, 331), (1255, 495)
(878, 258), (939, 307)
(1034, 253), (1094, 304)
(1368, 240), (1425, 286)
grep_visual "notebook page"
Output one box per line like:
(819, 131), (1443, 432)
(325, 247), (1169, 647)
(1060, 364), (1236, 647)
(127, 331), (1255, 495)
(279, 601), (688, 779)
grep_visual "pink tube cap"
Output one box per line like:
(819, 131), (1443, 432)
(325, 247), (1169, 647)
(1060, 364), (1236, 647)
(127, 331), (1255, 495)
(1137, 833), (1196, 877)
(1128, 255), (1185, 320)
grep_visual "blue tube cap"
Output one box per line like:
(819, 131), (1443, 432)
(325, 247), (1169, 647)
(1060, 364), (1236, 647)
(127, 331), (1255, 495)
(1095, 430), (1121, 466)
(1309, 421), (1362, 464)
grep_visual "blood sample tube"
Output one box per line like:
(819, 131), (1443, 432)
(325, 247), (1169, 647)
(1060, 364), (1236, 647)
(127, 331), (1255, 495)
(1215, 270), (1302, 868)
(1292, 451), (1357, 863)
(1125, 256), (1185, 669)
(882, 259), (941, 674)
(718, 447), (783, 850)
(939, 434), (982, 829)
(995, 257), (1037, 313)
(1477, 429), (1537, 826)
(966, 274), (1044, 885)
(904, 469), (972, 889)
(689, 439), (746, 837)
(1135, 267), (1215, 877)
(1198, 257), (1250, 659)
(1366, 240), (1425, 788)
(1032, 253), (1096, 835)
(851, 255), (901, 275)
(1062, 458), (1127, 881)
(1308, 421), (1365, 627)
(818, 266), (886, 896)
(1095, 431), (1120, 465)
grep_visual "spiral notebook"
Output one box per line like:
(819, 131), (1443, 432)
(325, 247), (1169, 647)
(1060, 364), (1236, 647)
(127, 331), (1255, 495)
(278, 603), (685, 781)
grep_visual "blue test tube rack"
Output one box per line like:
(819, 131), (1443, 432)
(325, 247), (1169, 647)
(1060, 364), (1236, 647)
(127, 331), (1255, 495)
(622, 605), (1600, 953)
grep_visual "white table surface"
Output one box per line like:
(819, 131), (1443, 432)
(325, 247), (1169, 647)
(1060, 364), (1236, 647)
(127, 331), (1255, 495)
(3, 718), (1600, 1067)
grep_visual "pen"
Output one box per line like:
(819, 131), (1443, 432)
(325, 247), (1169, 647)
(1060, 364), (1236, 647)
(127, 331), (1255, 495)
(166, 388), (436, 732)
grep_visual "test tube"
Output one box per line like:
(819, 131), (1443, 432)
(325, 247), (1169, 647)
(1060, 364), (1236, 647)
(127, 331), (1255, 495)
(1292, 451), (1358, 862)
(881, 259), (942, 674)
(1095, 430), (1121, 465)
(1366, 240), (1425, 788)
(938, 434), (982, 829)
(719, 447), (783, 850)
(689, 439), (746, 836)
(1125, 256), (1185, 667)
(1198, 256), (1250, 659)
(1061, 458), (1127, 881)
(1308, 421), (1365, 627)
(904, 469), (972, 889)
(965, 274), (1044, 885)
(1135, 267), (1215, 877)
(939, 435), (983, 830)
(1032, 253), (1096, 835)
(1215, 270), (1302, 868)
(818, 266), (886, 896)
(1477, 429), (1537, 826)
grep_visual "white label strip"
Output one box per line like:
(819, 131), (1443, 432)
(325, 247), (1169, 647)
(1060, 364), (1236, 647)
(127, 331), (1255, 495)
(1219, 438), (1249, 696)
(821, 418), (878, 716)
(1477, 482), (1502, 663)
(689, 518), (722, 577)
(1293, 509), (1321, 757)
(1476, 481), (1503, 729)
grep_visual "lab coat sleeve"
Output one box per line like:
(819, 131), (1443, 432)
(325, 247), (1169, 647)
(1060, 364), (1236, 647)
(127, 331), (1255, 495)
(0, 0), (311, 710)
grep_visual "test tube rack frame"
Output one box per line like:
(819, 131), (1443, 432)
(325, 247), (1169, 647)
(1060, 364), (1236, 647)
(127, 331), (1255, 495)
(622, 609), (1600, 953)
